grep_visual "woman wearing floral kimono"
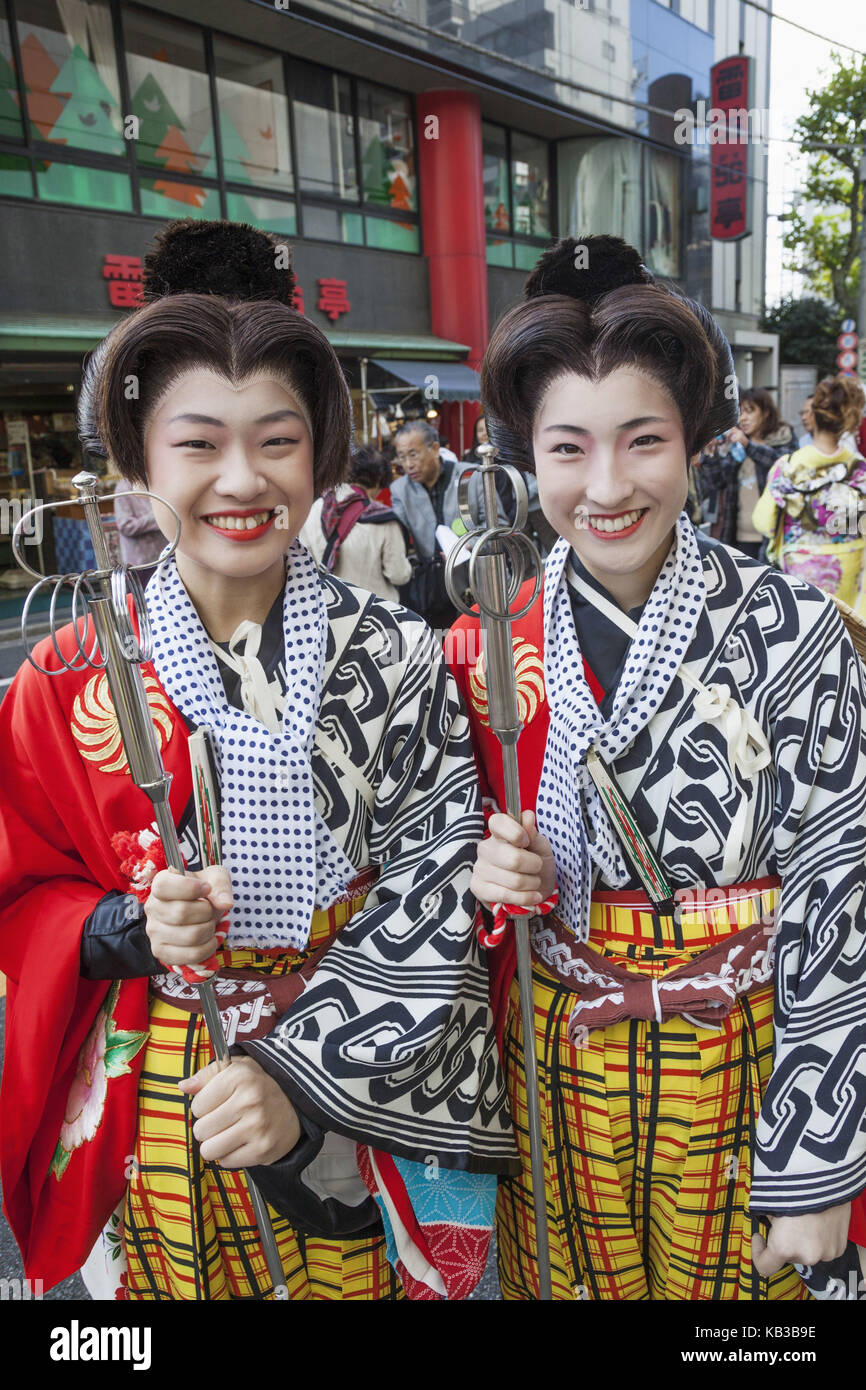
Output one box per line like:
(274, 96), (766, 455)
(0, 220), (518, 1301)
(753, 374), (866, 615)
(448, 235), (866, 1301)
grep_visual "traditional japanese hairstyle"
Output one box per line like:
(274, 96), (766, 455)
(481, 234), (738, 470)
(78, 218), (352, 492)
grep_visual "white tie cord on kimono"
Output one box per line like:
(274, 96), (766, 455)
(210, 621), (378, 814)
(567, 566), (771, 881)
(208, 619), (286, 736)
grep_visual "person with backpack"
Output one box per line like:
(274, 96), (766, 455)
(300, 445), (411, 602)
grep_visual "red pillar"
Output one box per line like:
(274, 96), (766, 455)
(416, 90), (487, 456)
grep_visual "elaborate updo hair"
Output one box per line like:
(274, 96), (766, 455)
(481, 235), (738, 469)
(78, 219), (352, 494)
(811, 375), (865, 440)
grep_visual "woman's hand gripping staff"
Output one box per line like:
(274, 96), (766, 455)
(145, 867), (302, 1169)
(446, 445), (554, 1299)
(471, 810), (557, 917)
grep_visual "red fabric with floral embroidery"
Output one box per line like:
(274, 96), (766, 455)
(0, 610), (193, 1290)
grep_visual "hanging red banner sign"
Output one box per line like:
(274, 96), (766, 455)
(709, 55), (753, 242)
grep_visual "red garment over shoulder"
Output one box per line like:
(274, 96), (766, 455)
(0, 607), (192, 1289)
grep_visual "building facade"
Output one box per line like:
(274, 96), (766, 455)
(0, 0), (774, 600)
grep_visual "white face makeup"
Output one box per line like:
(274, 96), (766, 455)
(143, 370), (315, 591)
(532, 367), (692, 610)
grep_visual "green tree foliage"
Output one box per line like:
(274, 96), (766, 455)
(783, 52), (866, 317)
(760, 296), (841, 375)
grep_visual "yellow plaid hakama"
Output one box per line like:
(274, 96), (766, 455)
(124, 886), (401, 1301)
(497, 881), (810, 1302)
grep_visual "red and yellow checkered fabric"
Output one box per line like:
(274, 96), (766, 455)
(497, 881), (810, 1302)
(124, 888), (401, 1301)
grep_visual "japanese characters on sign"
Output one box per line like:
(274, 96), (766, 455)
(316, 278), (351, 322)
(102, 254), (144, 308)
(102, 255), (351, 326)
(709, 56), (753, 242)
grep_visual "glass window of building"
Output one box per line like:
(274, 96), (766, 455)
(483, 121), (510, 235)
(291, 62), (357, 201)
(212, 35), (292, 194)
(511, 131), (550, 239)
(226, 190), (296, 237)
(123, 5), (212, 183)
(558, 135), (642, 247)
(0, 154), (30, 197)
(302, 202), (363, 245)
(678, 0), (711, 30)
(644, 147), (682, 277)
(357, 80), (415, 213)
(15, 0), (124, 158)
(0, 0), (24, 142)
(364, 215), (419, 253)
(36, 157), (130, 210)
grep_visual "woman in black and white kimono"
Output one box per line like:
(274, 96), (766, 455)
(460, 235), (866, 1301)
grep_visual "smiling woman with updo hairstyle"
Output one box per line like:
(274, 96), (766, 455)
(447, 234), (866, 1302)
(0, 219), (519, 1303)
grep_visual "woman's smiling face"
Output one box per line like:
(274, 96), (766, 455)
(143, 369), (315, 586)
(532, 367), (691, 608)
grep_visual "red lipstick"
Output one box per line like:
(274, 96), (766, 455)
(202, 509), (278, 543)
(585, 509), (647, 541)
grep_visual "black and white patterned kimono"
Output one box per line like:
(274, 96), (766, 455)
(212, 566), (520, 1178)
(590, 532), (866, 1214)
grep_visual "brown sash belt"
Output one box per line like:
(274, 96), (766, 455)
(532, 912), (778, 1046)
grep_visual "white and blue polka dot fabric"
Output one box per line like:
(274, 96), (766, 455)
(536, 513), (706, 942)
(146, 542), (355, 950)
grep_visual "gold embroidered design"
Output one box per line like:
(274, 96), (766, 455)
(71, 672), (173, 775)
(469, 638), (545, 728)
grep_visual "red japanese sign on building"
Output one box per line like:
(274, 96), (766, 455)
(101, 254), (352, 325)
(102, 253), (144, 308)
(316, 277), (351, 322)
(709, 56), (753, 242)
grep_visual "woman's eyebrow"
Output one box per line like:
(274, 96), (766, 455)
(168, 412), (224, 426)
(542, 415), (668, 434)
(255, 409), (304, 425)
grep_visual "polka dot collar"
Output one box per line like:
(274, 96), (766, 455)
(535, 514), (706, 940)
(145, 543), (355, 950)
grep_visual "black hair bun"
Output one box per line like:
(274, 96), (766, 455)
(141, 218), (297, 305)
(523, 235), (654, 302)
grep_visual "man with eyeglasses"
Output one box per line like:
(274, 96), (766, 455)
(391, 421), (509, 630)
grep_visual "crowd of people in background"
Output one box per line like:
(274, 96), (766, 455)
(694, 374), (866, 618)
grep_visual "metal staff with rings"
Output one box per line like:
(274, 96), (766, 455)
(444, 441), (552, 1301)
(11, 471), (289, 1301)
